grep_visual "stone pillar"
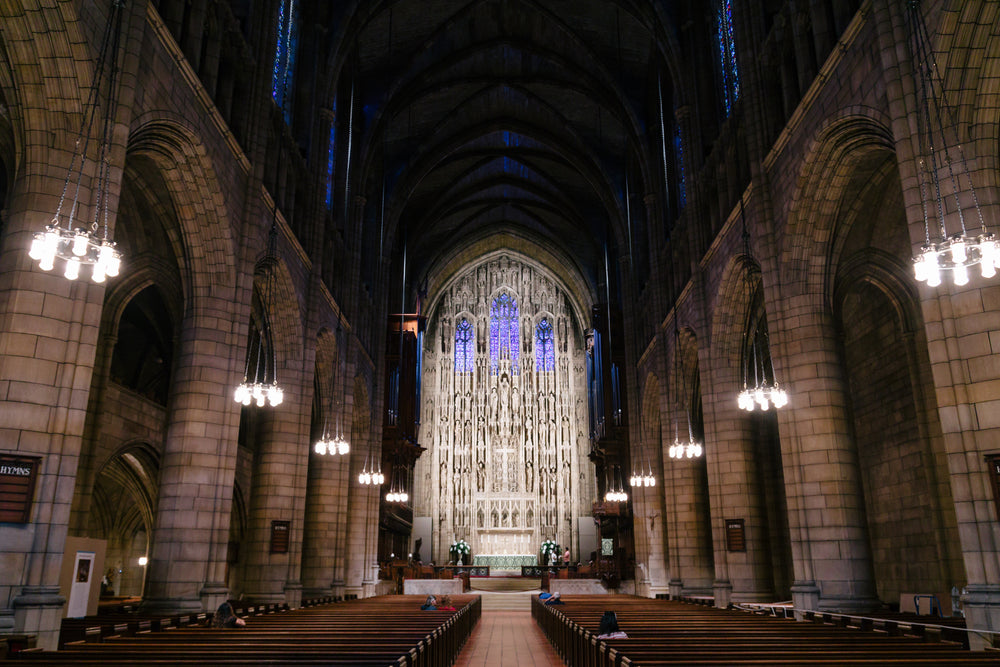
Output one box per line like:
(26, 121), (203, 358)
(344, 374), (377, 598)
(775, 302), (878, 612)
(301, 441), (351, 600)
(870, 0), (1000, 646)
(1, 200), (106, 649)
(142, 299), (243, 615)
(701, 340), (775, 605)
(242, 369), (309, 606)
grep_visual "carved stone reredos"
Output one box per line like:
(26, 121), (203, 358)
(416, 253), (594, 563)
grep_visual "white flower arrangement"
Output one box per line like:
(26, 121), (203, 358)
(450, 539), (471, 556)
(540, 539), (560, 558)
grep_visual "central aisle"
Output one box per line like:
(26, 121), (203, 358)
(453, 609), (563, 667)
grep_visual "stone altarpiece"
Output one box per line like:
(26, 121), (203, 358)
(416, 255), (593, 563)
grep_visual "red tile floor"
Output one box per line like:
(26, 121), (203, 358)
(453, 610), (564, 666)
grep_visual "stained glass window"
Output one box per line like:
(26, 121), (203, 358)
(489, 293), (520, 374)
(674, 123), (686, 210)
(272, 0), (298, 124)
(325, 117), (336, 210)
(717, 0), (740, 117)
(455, 319), (474, 373)
(535, 319), (555, 372)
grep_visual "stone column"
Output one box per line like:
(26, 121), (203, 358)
(0, 178), (113, 648)
(870, 0), (1000, 645)
(141, 296), (244, 615)
(701, 333), (775, 606)
(774, 300), (878, 612)
(241, 364), (309, 607)
(301, 448), (350, 600)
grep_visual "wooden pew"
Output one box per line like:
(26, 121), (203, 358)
(533, 595), (1000, 667)
(13, 595), (480, 667)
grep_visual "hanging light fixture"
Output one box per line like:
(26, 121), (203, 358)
(906, 1), (997, 287)
(630, 414), (657, 486)
(734, 201), (788, 412)
(604, 464), (628, 503)
(233, 223), (285, 407)
(385, 461), (408, 503)
(358, 444), (384, 486)
(314, 328), (349, 455)
(668, 323), (704, 458)
(28, 0), (125, 282)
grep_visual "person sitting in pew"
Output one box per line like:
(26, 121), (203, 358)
(420, 595), (437, 610)
(544, 591), (564, 605)
(595, 610), (627, 639)
(212, 602), (246, 628)
(437, 595), (456, 611)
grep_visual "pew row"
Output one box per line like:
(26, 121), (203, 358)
(12, 595), (481, 667)
(532, 595), (1000, 667)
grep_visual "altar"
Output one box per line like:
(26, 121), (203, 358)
(472, 554), (537, 571)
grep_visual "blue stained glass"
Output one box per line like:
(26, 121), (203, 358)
(674, 123), (686, 210)
(535, 319), (555, 372)
(325, 119), (336, 210)
(454, 319), (474, 373)
(489, 293), (520, 374)
(717, 0), (740, 116)
(272, 0), (298, 124)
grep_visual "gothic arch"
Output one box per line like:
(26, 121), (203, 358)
(780, 110), (896, 289)
(126, 116), (239, 301)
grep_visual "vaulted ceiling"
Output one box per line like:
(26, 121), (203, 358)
(321, 0), (691, 302)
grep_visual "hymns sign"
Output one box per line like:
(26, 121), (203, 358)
(0, 455), (41, 523)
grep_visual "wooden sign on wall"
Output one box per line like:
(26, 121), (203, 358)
(0, 455), (40, 523)
(725, 518), (746, 552)
(270, 520), (290, 554)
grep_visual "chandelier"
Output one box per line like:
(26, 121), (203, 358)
(668, 416), (703, 459)
(385, 461), (409, 503)
(28, 0), (125, 282)
(669, 324), (704, 458)
(233, 223), (284, 407)
(906, 1), (997, 287)
(735, 201), (788, 412)
(358, 448), (384, 486)
(314, 329), (349, 455)
(629, 415), (657, 486)
(604, 464), (628, 503)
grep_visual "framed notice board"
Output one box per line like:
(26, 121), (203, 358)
(0, 455), (41, 523)
(270, 520), (290, 553)
(725, 518), (746, 552)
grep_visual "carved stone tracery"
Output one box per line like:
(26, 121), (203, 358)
(417, 255), (590, 561)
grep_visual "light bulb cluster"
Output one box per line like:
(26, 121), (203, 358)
(358, 469), (384, 485)
(629, 472), (656, 487)
(385, 490), (409, 503)
(669, 437), (703, 459)
(29, 226), (122, 283)
(314, 434), (349, 456)
(737, 383), (788, 412)
(913, 233), (998, 287)
(233, 381), (284, 407)
(604, 489), (628, 502)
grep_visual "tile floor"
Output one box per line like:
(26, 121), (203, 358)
(453, 610), (564, 666)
